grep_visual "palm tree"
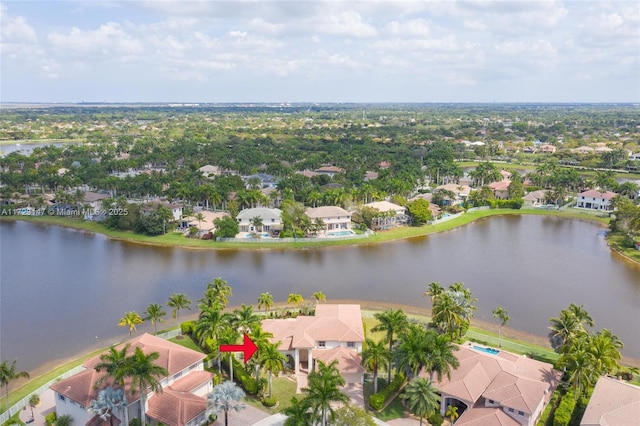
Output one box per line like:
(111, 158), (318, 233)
(87, 386), (128, 426)
(395, 324), (430, 380)
(492, 306), (510, 348)
(548, 308), (585, 352)
(94, 344), (132, 387)
(567, 303), (594, 329)
(445, 405), (459, 423)
(257, 292), (274, 315)
(167, 293), (192, 319)
(208, 381), (246, 426)
(361, 339), (390, 394)
(257, 342), (287, 398)
(250, 216), (264, 234)
(431, 292), (464, 340)
(127, 347), (169, 426)
(248, 326), (274, 378)
(588, 329), (623, 377)
(559, 339), (597, 398)
(302, 360), (348, 426)
(232, 304), (261, 333)
(118, 311), (144, 336)
(283, 396), (311, 426)
(199, 277), (233, 310)
(28, 394), (40, 420)
(424, 281), (444, 304)
(424, 330), (459, 382)
(287, 293), (304, 308)
(0, 359), (30, 409)
(195, 307), (233, 372)
(56, 414), (74, 426)
(194, 212), (205, 231)
(402, 378), (440, 426)
(312, 291), (326, 304)
(143, 303), (166, 333)
(371, 309), (409, 383)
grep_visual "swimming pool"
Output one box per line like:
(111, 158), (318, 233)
(247, 232), (270, 238)
(327, 230), (355, 237)
(472, 345), (500, 355)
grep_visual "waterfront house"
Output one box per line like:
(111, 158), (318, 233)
(434, 184), (472, 205)
(314, 165), (345, 177)
(430, 343), (562, 426)
(523, 190), (548, 207)
(243, 173), (279, 189)
(141, 201), (183, 221)
(305, 206), (352, 234)
(261, 304), (366, 384)
(180, 211), (229, 235)
(580, 376), (640, 426)
(363, 200), (410, 229)
(488, 180), (511, 200)
(575, 189), (617, 211)
(50, 334), (213, 426)
(235, 207), (283, 235)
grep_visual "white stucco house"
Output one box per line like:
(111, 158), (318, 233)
(575, 189), (617, 211)
(50, 334), (213, 426)
(305, 206), (352, 233)
(235, 207), (283, 235)
(261, 304), (366, 384)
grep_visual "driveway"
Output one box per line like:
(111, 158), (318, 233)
(223, 401), (270, 425)
(341, 383), (365, 408)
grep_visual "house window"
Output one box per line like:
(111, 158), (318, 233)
(347, 342), (355, 348)
(518, 411), (524, 416)
(318, 341), (326, 348)
(508, 408), (514, 413)
(58, 394), (66, 402)
(488, 399), (494, 404)
(173, 371), (182, 380)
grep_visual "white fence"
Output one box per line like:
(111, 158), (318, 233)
(0, 365), (86, 424)
(217, 230), (374, 243)
(1, 331), (185, 424)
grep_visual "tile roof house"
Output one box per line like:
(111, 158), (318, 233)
(523, 190), (548, 207)
(50, 334), (213, 426)
(315, 165), (345, 177)
(489, 180), (512, 200)
(428, 343), (562, 426)
(235, 207), (283, 235)
(305, 206), (352, 234)
(261, 304), (366, 384)
(576, 189), (618, 211)
(180, 211), (229, 234)
(580, 376), (640, 426)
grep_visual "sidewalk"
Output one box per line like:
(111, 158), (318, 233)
(18, 389), (55, 426)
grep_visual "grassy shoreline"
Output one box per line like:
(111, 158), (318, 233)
(0, 207), (611, 251)
(6, 299), (638, 414)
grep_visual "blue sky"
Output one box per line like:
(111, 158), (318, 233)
(1, 1), (638, 103)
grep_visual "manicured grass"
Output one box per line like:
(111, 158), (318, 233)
(606, 232), (640, 263)
(168, 335), (204, 353)
(374, 397), (406, 421)
(2, 348), (105, 412)
(243, 375), (298, 414)
(1, 207), (610, 251)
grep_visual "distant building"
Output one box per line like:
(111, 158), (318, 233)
(575, 189), (617, 211)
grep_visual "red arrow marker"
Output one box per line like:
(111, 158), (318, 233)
(220, 333), (258, 363)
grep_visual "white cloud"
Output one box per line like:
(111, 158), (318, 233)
(1, 13), (38, 44)
(48, 23), (143, 58)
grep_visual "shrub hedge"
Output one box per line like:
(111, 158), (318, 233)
(262, 396), (277, 407)
(369, 373), (406, 411)
(553, 389), (576, 426)
(180, 320), (196, 335)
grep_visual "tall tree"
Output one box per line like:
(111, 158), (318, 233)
(257, 292), (274, 315)
(424, 281), (444, 304)
(402, 378), (440, 426)
(0, 360), (29, 410)
(29, 394), (40, 420)
(283, 397), (310, 426)
(395, 324), (430, 380)
(127, 347), (169, 426)
(118, 311), (144, 336)
(302, 360), (349, 426)
(287, 293), (304, 308)
(143, 303), (166, 333)
(371, 309), (409, 383)
(167, 293), (192, 320)
(231, 304), (261, 334)
(94, 344), (132, 387)
(208, 381), (246, 426)
(492, 306), (510, 348)
(361, 339), (390, 394)
(257, 342), (287, 398)
(199, 277), (233, 310)
(424, 331), (459, 382)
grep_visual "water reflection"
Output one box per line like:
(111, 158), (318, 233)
(1, 216), (639, 373)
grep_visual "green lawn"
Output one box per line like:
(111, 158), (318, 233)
(1, 206), (611, 251)
(606, 232), (640, 263)
(243, 375), (298, 414)
(168, 335), (203, 353)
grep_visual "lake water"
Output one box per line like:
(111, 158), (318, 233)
(0, 142), (81, 156)
(1, 216), (639, 373)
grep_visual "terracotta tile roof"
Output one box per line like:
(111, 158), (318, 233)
(167, 370), (213, 392)
(84, 333), (205, 377)
(580, 376), (640, 426)
(312, 347), (365, 374)
(455, 407), (521, 426)
(53, 334), (205, 407)
(432, 344), (561, 417)
(262, 304), (365, 351)
(86, 414), (121, 426)
(146, 389), (207, 426)
(363, 201), (405, 213)
(578, 189), (618, 200)
(489, 181), (511, 192)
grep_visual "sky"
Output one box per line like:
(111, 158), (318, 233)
(1, 1), (639, 103)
